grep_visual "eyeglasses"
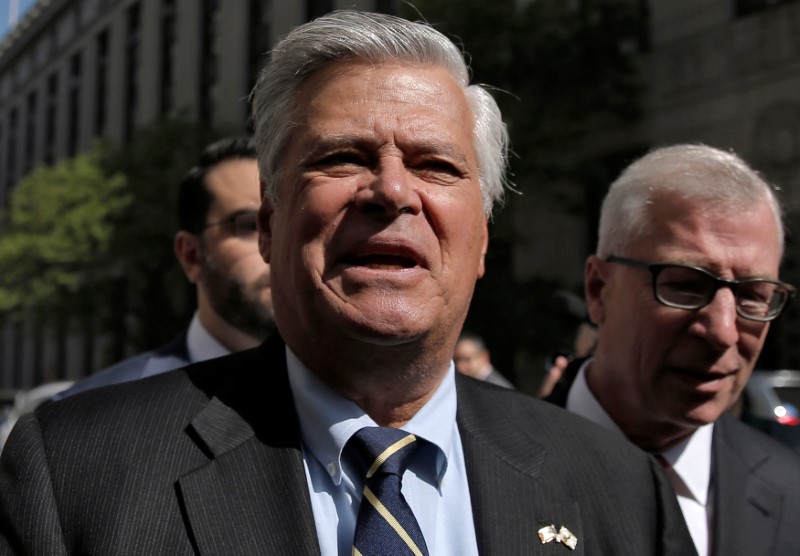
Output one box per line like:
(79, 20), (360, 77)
(202, 209), (258, 239)
(606, 255), (796, 322)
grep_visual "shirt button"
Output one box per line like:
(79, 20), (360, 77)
(327, 461), (337, 476)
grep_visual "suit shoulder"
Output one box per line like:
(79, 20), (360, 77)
(457, 374), (648, 461)
(39, 366), (200, 431)
(40, 346), (264, 433)
(717, 414), (800, 480)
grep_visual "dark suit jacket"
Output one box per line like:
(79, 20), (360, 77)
(0, 336), (695, 555)
(51, 333), (190, 401)
(546, 358), (800, 556)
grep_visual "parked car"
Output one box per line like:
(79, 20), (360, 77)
(740, 369), (800, 452)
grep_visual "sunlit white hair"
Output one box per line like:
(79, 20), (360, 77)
(250, 10), (510, 216)
(597, 144), (784, 257)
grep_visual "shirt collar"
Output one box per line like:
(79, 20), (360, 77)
(568, 358), (714, 506)
(660, 423), (714, 506)
(285, 346), (456, 489)
(186, 312), (231, 364)
(566, 358), (625, 435)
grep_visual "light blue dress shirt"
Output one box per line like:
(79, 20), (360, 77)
(285, 347), (480, 556)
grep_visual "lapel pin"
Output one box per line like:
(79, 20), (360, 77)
(538, 524), (578, 550)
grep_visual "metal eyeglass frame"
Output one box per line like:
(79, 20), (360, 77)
(202, 209), (258, 239)
(605, 255), (796, 322)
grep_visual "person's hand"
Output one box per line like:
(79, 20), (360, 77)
(537, 355), (570, 398)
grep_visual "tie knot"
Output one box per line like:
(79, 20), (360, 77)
(349, 427), (419, 478)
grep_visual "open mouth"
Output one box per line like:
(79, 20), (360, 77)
(341, 253), (418, 270)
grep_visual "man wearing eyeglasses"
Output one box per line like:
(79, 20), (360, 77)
(53, 136), (274, 400)
(546, 143), (800, 556)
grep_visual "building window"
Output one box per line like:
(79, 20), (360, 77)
(0, 120), (4, 208)
(375, 0), (398, 14)
(736, 0), (800, 17)
(199, 0), (220, 124)
(307, 0), (333, 20)
(247, 0), (271, 99)
(12, 320), (24, 388)
(5, 108), (18, 196)
(67, 52), (82, 157)
(124, 2), (141, 141)
(23, 91), (37, 174)
(95, 29), (109, 137)
(44, 72), (58, 165)
(159, 0), (176, 116)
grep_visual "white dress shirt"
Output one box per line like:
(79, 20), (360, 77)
(185, 312), (231, 364)
(286, 347), (480, 556)
(566, 359), (713, 556)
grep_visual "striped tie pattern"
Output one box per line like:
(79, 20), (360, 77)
(349, 427), (429, 556)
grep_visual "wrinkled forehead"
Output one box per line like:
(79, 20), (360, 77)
(644, 191), (782, 247)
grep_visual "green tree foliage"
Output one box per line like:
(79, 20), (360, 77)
(101, 119), (222, 357)
(0, 146), (129, 314)
(0, 119), (223, 370)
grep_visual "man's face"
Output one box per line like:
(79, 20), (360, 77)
(200, 158), (274, 339)
(453, 339), (490, 379)
(586, 196), (781, 448)
(260, 62), (488, 357)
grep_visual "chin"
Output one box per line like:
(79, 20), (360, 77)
(683, 402), (729, 427)
(343, 318), (429, 347)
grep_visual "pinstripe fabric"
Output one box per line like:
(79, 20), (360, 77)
(0, 336), (696, 555)
(456, 375), (697, 555)
(547, 358), (800, 556)
(0, 336), (320, 555)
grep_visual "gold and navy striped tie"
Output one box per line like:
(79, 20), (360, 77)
(349, 427), (429, 556)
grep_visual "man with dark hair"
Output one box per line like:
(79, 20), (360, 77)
(53, 136), (274, 400)
(0, 12), (694, 554)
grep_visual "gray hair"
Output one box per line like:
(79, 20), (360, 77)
(250, 10), (510, 216)
(597, 144), (784, 257)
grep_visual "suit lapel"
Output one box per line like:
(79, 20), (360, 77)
(457, 376), (584, 555)
(712, 415), (781, 556)
(177, 337), (321, 555)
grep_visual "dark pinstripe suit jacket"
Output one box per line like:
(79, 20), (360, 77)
(0, 335), (695, 555)
(547, 358), (800, 556)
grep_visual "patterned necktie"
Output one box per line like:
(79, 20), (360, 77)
(349, 427), (430, 556)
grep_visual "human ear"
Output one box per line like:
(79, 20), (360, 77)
(258, 195), (275, 264)
(174, 231), (203, 284)
(585, 255), (607, 325)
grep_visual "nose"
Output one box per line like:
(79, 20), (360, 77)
(689, 287), (740, 349)
(355, 157), (422, 217)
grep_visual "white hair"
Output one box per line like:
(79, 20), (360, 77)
(597, 144), (784, 257)
(250, 10), (510, 216)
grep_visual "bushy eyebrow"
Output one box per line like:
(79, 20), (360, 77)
(299, 133), (471, 167)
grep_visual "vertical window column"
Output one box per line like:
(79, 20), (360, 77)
(159, 0), (176, 117)
(124, 2), (141, 140)
(44, 73), (58, 166)
(67, 52), (82, 158)
(4, 108), (18, 205)
(94, 29), (109, 138)
(23, 91), (37, 174)
(199, 0), (219, 125)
